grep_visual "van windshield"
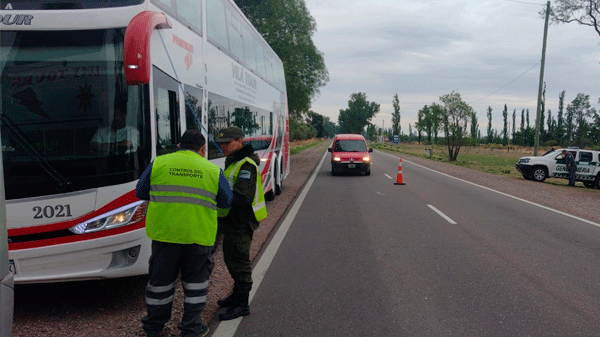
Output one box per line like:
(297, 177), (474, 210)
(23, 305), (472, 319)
(334, 139), (367, 152)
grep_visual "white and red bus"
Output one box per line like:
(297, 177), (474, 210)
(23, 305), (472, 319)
(1, 0), (289, 283)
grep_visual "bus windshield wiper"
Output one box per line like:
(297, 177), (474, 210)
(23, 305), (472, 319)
(1, 114), (72, 190)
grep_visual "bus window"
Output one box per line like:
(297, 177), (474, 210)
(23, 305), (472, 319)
(153, 67), (180, 155)
(207, 0), (228, 51)
(226, 5), (244, 62)
(176, 0), (202, 35)
(255, 39), (267, 79)
(243, 25), (256, 73)
(184, 85), (203, 132)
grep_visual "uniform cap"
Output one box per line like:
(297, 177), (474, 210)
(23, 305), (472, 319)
(216, 126), (244, 142)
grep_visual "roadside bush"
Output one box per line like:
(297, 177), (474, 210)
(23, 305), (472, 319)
(289, 116), (317, 140)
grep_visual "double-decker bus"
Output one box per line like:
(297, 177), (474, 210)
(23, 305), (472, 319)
(1, 0), (289, 283)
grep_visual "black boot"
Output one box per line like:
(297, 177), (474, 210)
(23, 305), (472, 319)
(219, 293), (250, 321)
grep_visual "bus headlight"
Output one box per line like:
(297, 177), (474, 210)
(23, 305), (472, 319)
(70, 201), (147, 234)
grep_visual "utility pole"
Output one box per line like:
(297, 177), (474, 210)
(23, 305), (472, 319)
(534, 1), (550, 156)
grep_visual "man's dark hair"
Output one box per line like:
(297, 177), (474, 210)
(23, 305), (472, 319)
(180, 130), (206, 151)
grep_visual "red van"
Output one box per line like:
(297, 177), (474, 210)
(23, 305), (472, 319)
(328, 134), (373, 176)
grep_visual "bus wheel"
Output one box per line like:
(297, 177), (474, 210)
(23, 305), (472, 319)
(275, 166), (282, 195)
(265, 188), (275, 201)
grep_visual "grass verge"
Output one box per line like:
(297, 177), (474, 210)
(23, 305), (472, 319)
(290, 139), (325, 155)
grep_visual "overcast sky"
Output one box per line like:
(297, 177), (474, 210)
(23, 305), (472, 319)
(303, 0), (600, 135)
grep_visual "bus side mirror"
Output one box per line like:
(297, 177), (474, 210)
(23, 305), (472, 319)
(124, 11), (172, 85)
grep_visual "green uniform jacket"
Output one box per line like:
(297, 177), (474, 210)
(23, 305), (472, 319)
(220, 144), (262, 231)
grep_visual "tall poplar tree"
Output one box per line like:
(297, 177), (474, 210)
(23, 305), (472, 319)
(486, 106), (493, 143)
(502, 104), (508, 145)
(391, 93), (401, 136)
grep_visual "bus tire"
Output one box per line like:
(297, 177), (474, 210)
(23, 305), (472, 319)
(275, 165), (282, 195)
(265, 188), (275, 201)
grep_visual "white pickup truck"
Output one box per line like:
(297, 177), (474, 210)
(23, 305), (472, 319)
(515, 148), (600, 188)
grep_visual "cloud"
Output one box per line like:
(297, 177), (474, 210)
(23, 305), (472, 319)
(304, 0), (600, 132)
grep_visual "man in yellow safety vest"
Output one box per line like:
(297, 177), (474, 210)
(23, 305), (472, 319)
(136, 130), (232, 337)
(216, 126), (267, 321)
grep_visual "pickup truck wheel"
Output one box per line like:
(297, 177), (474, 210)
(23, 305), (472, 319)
(595, 174), (600, 189)
(531, 166), (547, 182)
(583, 181), (595, 188)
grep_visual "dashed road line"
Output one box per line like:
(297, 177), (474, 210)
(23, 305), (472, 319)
(427, 204), (457, 224)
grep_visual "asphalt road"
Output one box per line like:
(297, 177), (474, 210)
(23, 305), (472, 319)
(215, 149), (600, 336)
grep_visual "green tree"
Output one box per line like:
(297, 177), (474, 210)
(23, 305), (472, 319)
(486, 106), (493, 144)
(512, 109), (516, 144)
(322, 116), (337, 138)
(470, 110), (479, 144)
(438, 92), (474, 161)
(431, 103), (443, 143)
(366, 123), (378, 141)
(338, 93), (380, 134)
(557, 90), (566, 141)
(391, 93), (401, 136)
(567, 93), (596, 146)
(289, 113), (316, 140)
(306, 111), (324, 137)
(502, 104), (508, 145)
(542, 0), (600, 39)
(546, 109), (554, 142)
(235, 0), (329, 117)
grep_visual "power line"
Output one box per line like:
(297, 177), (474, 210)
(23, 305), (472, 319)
(471, 61), (541, 103)
(504, 0), (546, 6)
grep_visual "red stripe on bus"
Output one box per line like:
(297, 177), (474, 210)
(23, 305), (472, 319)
(8, 191), (140, 236)
(8, 220), (145, 251)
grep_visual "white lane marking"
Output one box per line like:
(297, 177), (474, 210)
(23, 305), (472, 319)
(376, 150), (600, 229)
(376, 191), (386, 196)
(212, 150), (329, 337)
(427, 204), (457, 224)
(384, 174), (393, 180)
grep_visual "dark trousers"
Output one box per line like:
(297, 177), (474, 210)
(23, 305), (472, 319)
(142, 240), (214, 337)
(222, 227), (254, 298)
(568, 168), (576, 186)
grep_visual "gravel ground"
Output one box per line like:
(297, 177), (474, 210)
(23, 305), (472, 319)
(11, 141), (599, 336)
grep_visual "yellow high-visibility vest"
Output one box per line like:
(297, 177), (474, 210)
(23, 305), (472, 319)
(146, 151), (221, 246)
(223, 157), (267, 222)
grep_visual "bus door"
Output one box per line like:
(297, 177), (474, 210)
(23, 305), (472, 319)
(153, 67), (182, 156)
(0, 128), (13, 336)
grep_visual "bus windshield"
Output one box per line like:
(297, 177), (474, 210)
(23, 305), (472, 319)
(1, 29), (150, 200)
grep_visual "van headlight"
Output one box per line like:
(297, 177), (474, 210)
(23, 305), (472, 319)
(363, 156), (371, 162)
(70, 201), (147, 234)
(333, 156), (341, 162)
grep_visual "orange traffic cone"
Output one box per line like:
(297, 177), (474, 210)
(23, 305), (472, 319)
(394, 158), (406, 185)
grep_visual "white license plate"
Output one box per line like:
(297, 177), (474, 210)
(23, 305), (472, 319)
(8, 260), (16, 274)
(348, 164), (356, 168)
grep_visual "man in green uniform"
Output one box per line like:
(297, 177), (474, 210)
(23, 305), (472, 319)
(136, 130), (232, 337)
(216, 126), (267, 321)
